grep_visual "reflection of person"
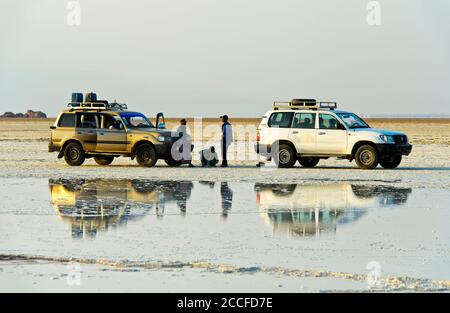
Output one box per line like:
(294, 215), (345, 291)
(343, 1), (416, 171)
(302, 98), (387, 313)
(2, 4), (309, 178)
(175, 119), (194, 167)
(220, 115), (233, 167)
(220, 182), (233, 219)
(200, 146), (219, 167)
(175, 181), (194, 215)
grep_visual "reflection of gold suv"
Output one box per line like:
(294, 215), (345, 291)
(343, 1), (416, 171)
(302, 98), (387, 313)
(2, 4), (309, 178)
(49, 101), (180, 167)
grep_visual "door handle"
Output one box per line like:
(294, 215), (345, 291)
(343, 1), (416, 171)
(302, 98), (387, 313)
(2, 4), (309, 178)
(99, 133), (105, 136)
(318, 132), (326, 135)
(77, 131), (83, 135)
(292, 131), (299, 134)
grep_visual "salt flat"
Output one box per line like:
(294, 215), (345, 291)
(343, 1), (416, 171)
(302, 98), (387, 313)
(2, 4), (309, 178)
(0, 118), (449, 292)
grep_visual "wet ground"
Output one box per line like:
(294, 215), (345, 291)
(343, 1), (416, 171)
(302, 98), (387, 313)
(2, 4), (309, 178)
(1, 177), (450, 292)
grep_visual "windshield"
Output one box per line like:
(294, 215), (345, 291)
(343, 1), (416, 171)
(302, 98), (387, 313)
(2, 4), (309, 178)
(336, 113), (369, 129)
(120, 112), (154, 129)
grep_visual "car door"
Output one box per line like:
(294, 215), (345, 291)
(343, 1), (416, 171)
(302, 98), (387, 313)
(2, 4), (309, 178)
(316, 113), (348, 155)
(289, 112), (317, 154)
(95, 114), (127, 153)
(75, 113), (98, 152)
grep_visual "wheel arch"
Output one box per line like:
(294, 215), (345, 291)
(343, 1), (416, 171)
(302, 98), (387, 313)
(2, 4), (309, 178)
(272, 140), (298, 154)
(351, 141), (378, 158)
(131, 140), (156, 160)
(58, 139), (83, 159)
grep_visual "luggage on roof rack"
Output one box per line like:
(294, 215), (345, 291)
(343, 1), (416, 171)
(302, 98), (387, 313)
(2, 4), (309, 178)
(273, 99), (337, 110)
(67, 102), (128, 111)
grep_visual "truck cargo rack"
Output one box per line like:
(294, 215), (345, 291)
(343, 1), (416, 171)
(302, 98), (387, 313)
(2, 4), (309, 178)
(67, 102), (128, 111)
(273, 99), (337, 111)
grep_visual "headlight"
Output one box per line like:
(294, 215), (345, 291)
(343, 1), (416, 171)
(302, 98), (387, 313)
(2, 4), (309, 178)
(380, 135), (395, 143)
(157, 136), (169, 142)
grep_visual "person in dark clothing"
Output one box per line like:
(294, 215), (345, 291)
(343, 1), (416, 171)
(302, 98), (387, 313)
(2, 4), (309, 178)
(220, 182), (233, 219)
(220, 115), (233, 167)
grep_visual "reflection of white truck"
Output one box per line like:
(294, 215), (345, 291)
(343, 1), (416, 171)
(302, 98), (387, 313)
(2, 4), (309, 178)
(255, 99), (412, 169)
(255, 183), (411, 237)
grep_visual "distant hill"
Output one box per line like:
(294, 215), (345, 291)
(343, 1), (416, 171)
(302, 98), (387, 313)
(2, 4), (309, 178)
(1, 110), (47, 118)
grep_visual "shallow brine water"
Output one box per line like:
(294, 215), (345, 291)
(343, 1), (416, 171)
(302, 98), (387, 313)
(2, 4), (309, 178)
(1, 178), (449, 292)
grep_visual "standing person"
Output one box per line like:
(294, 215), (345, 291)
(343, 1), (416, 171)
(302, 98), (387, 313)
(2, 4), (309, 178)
(220, 115), (233, 167)
(176, 119), (194, 167)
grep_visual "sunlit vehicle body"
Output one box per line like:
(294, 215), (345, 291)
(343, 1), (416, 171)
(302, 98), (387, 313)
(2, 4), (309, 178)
(49, 179), (193, 239)
(255, 99), (412, 169)
(49, 94), (180, 167)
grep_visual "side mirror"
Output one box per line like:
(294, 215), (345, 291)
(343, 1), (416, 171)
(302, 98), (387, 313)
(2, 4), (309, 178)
(338, 123), (346, 130)
(50, 126), (56, 130)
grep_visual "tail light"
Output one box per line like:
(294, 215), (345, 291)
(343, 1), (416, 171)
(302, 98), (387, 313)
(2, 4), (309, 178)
(257, 132), (261, 142)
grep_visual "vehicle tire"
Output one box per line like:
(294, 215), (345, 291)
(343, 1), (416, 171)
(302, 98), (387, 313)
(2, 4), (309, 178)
(164, 156), (182, 167)
(273, 144), (297, 168)
(136, 144), (157, 167)
(355, 145), (379, 169)
(380, 155), (402, 169)
(94, 156), (114, 166)
(64, 142), (85, 166)
(298, 157), (320, 168)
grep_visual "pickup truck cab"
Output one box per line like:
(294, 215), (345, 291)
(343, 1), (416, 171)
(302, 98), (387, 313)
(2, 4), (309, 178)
(255, 99), (412, 169)
(49, 99), (181, 167)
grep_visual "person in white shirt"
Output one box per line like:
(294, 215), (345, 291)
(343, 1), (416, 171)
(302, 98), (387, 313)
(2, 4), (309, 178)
(175, 119), (194, 167)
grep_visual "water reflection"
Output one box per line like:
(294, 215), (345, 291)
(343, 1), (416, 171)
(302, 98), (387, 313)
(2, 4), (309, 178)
(49, 179), (412, 240)
(49, 179), (193, 239)
(255, 183), (412, 237)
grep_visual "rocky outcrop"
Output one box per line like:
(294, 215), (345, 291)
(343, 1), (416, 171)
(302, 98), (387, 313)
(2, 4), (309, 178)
(1, 110), (47, 118)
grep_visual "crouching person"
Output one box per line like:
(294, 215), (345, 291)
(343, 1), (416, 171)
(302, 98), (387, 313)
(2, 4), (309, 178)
(200, 146), (219, 167)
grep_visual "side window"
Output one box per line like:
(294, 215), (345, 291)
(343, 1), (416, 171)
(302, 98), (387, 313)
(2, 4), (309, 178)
(76, 113), (98, 129)
(268, 112), (294, 128)
(319, 114), (344, 130)
(292, 113), (316, 129)
(58, 114), (76, 127)
(100, 114), (123, 130)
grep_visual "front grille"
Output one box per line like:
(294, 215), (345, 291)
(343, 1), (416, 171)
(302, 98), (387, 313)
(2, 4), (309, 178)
(394, 135), (407, 144)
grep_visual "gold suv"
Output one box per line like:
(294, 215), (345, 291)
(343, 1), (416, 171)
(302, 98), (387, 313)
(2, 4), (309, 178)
(49, 102), (180, 167)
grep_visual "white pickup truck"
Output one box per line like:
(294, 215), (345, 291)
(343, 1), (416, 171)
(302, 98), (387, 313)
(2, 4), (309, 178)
(255, 99), (412, 169)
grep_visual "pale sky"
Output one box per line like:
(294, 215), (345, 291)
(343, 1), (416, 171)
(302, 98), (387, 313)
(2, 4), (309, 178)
(1, 0), (449, 117)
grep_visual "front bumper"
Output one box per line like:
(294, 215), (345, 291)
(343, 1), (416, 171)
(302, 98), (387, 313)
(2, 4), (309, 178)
(155, 142), (172, 156)
(376, 143), (412, 156)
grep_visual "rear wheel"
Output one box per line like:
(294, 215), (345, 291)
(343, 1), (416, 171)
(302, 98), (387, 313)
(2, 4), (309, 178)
(273, 144), (297, 168)
(298, 157), (320, 168)
(380, 155), (402, 169)
(355, 145), (379, 169)
(136, 144), (157, 167)
(64, 142), (85, 166)
(94, 156), (114, 166)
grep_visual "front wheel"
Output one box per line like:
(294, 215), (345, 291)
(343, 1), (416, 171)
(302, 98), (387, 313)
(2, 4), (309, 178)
(273, 144), (297, 168)
(298, 157), (320, 168)
(164, 156), (182, 167)
(136, 144), (157, 167)
(355, 145), (379, 169)
(64, 142), (85, 166)
(94, 156), (114, 166)
(380, 155), (402, 169)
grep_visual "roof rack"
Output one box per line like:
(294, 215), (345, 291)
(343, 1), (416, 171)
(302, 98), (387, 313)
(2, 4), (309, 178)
(67, 102), (128, 111)
(273, 99), (337, 111)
